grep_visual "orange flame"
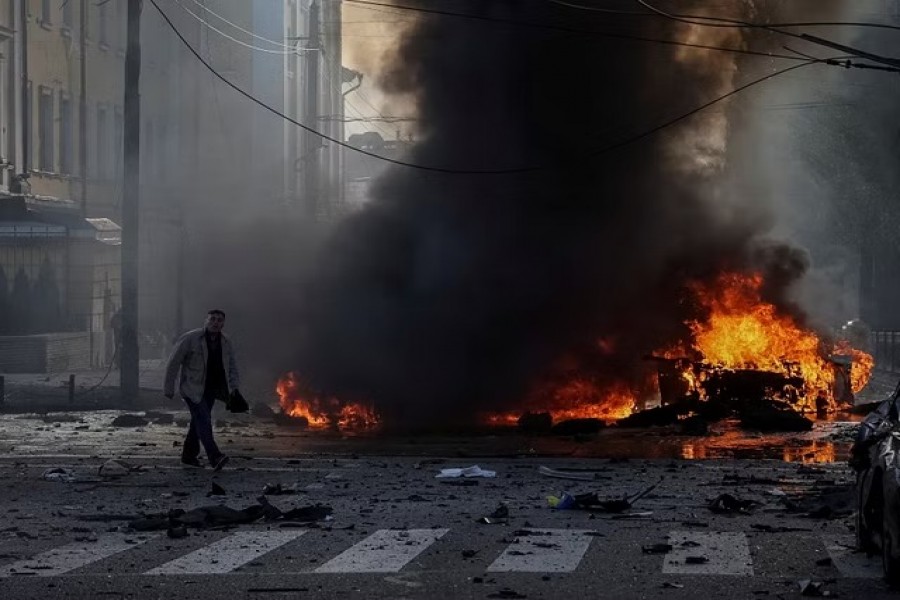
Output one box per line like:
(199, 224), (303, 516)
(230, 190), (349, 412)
(276, 372), (381, 431)
(482, 380), (639, 426)
(834, 339), (874, 395)
(682, 273), (872, 409)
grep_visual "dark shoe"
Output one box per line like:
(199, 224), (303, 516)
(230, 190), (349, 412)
(212, 455), (230, 472)
(181, 457), (203, 468)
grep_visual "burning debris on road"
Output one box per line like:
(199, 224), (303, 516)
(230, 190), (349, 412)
(276, 270), (872, 434)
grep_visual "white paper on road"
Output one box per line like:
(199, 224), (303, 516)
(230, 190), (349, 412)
(0, 534), (155, 577)
(823, 534), (881, 578)
(145, 530), (306, 575)
(487, 529), (595, 573)
(435, 465), (496, 478)
(315, 529), (448, 573)
(663, 531), (753, 575)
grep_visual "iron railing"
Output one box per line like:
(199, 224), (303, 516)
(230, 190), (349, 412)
(872, 331), (900, 372)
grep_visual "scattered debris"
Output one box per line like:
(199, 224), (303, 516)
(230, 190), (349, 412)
(538, 466), (595, 481)
(207, 482), (227, 497)
(487, 588), (527, 599)
(708, 493), (757, 515)
(98, 459), (144, 478)
(548, 480), (659, 513)
(42, 467), (77, 483)
(262, 483), (300, 496)
(110, 414), (149, 427)
(128, 501), (333, 531)
(40, 414), (82, 423)
(478, 503), (510, 524)
(251, 403), (276, 418)
(797, 579), (831, 597)
(750, 524), (812, 533)
(435, 466), (496, 478)
(550, 418), (605, 435)
(167, 525), (188, 539)
(517, 412), (552, 434)
(642, 543), (673, 554)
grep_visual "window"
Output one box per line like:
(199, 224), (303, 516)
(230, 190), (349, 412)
(144, 119), (154, 181)
(38, 87), (54, 172)
(59, 94), (73, 175)
(116, 0), (125, 49)
(62, 1), (73, 30)
(99, 1), (108, 47)
(25, 81), (32, 169)
(114, 108), (123, 177)
(96, 105), (108, 179)
(41, 0), (51, 24)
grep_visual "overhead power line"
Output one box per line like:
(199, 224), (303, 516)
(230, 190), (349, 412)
(172, 0), (296, 55)
(181, 0), (297, 50)
(342, 0), (805, 62)
(547, 0), (900, 33)
(150, 0), (850, 175)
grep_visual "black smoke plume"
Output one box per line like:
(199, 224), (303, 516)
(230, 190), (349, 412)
(295, 0), (809, 427)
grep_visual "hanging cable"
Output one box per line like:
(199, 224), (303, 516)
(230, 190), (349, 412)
(342, 0), (805, 62)
(546, 0), (900, 33)
(172, 0), (297, 55)
(181, 0), (298, 50)
(151, 0), (849, 174)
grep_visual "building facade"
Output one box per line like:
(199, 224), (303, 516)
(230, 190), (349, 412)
(0, 0), (346, 372)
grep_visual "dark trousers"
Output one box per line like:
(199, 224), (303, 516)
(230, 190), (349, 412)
(182, 390), (224, 465)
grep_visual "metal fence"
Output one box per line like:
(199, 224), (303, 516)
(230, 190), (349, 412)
(872, 331), (900, 372)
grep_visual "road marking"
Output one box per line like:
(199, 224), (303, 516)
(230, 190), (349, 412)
(145, 530), (306, 575)
(0, 534), (155, 577)
(663, 531), (753, 576)
(823, 534), (881, 578)
(315, 529), (448, 573)
(487, 529), (595, 573)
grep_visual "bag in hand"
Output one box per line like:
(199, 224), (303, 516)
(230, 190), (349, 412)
(226, 389), (249, 413)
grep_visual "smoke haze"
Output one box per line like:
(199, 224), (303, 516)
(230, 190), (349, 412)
(293, 0), (829, 427)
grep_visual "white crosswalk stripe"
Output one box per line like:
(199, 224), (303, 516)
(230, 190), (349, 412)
(145, 530), (306, 575)
(2, 527), (887, 579)
(663, 531), (753, 576)
(315, 529), (448, 573)
(823, 534), (881, 579)
(0, 534), (156, 577)
(487, 529), (595, 573)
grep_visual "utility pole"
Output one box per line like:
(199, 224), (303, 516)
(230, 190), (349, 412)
(79, 0), (87, 217)
(303, 0), (321, 219)
(121, 0), (141, 404)
(80, 0), (90, 365)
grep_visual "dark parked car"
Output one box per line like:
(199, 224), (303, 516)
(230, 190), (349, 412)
(852, 381), (900, 584)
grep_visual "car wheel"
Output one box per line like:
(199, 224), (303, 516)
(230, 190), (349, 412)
(858, 471), (880, 554)
(884, 530), (900, 586)
(859, 507), (878, 554)
(856, 483), (879, 556)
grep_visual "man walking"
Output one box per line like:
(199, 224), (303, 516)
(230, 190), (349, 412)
(164, 310), (240, 470)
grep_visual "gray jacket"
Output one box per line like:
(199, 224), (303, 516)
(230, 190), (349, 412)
(163, 328), (240, 403)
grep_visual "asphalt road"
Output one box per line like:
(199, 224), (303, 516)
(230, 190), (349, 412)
(0, 408), (892, 599)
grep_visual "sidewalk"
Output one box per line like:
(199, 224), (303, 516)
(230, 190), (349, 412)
(1, 360), (170, 412)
